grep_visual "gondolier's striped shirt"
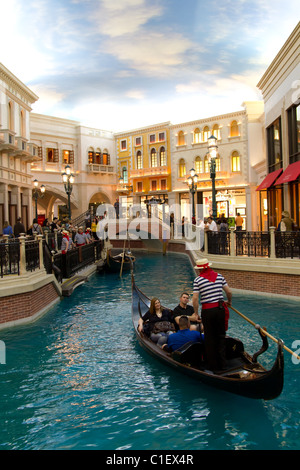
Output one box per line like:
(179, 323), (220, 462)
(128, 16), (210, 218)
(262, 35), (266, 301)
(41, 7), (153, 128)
(193, 274), (227, 304)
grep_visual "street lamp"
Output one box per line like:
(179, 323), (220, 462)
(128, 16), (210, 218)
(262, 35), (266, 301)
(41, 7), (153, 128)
(207, 135), (218, 220)
(187, 168), (198, 220)
(32, 179), (45, 219)
(61, 164), (75, 219)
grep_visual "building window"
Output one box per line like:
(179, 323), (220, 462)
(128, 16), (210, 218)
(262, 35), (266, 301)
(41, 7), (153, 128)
(178, 131), (185, 146)
(267, 117), (282, 172)
(159, 132), (165, 142)
(203, 126), (210, 142)
(215, 156), (220, 172)
(20, 110), (26, 137)
(231, 151), (241, 172)
(8, 101), (14, 131)
(179, 158), (186, 178)
(149, 134), (156, 143)
(161, 179), (167, 191)
(204, 155), (209, 173)
(47, 148), (56, 163)
(288, 104), (300, 164)
(102, 152), (109, 165)
(212, 124), (220, 140)
(151, 180), (157, 191)
(88, 149), (94, 164)
(137, 151), (143, 169)
(194, 128), (201, 144)
(122, 166), (128, 184)
(151, 148), (158, 167)
(230, 120), (239, 137)
(63, 150), (70, 164)
(135, 136), (142, 146)
(195, 156), (202, 174)
(160, 147), (166, 166)
(121, 139), (127, 150)
(137, 181), (143, 192)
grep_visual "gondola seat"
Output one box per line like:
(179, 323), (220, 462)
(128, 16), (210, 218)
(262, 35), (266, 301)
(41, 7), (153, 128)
(171, 341), (204, 367)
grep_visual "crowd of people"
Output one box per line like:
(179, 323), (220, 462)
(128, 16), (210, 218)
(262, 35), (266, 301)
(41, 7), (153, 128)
(138, 258), (232, 373)
(1, 215), (102, 254)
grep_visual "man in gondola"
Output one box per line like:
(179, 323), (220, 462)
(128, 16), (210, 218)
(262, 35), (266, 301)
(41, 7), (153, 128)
(192, 258), (232, 372)
(173, 292), (202, 331)
(164, 316), (204, 352)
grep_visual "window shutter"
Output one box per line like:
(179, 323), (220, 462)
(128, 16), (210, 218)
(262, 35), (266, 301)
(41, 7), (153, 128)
(69, 150), (74, 164)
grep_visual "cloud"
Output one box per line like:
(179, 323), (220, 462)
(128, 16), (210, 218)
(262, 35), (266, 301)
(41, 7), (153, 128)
(91, 0), (163, 38)
(103, 31), (194, 76)
(30, 85), (65, 112)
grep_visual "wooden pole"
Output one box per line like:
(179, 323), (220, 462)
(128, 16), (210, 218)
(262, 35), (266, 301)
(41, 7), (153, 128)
(229, 305), (300, 362)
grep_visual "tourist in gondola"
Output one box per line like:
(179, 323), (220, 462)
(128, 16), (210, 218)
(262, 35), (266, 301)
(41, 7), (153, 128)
(173, 292), (202, 331)
(137, 298), (175, 347)
(163, 316), (204, 352)
(192, 258), (232, 372)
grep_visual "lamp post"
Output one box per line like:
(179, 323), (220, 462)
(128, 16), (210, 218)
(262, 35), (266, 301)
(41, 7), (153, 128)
(187, 168), (198, 221)
(207, 135), (218, 220)
(61, 165), (75, 219)
(32, 179), (45, 219)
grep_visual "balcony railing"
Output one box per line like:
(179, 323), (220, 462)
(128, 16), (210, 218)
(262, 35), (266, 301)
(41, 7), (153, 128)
(130, 166), (169, 178)
(86, 163), (114, 174)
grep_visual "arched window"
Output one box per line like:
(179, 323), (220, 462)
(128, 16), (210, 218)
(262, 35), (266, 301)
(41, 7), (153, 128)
(151, 148), (157, 167)
(160, 147), (166, 166)
(231, 151), (241, 171)
(178, 131), (185, 146)
(194, 156), (202, 174)
(137, 150), (143, 169)
(204, 155), (209, 173)
(88, 148), (94, 164)
(215, 156), (221, 172)
(212, 124), (220, 140)
(194, 128), (201, 144)
(230, 120), (239, 137)
(95, 148), (101, 164)
(203, 126), (210, 142)
(20, 110), (26, 137)
(179, 158), (186, 178)
(8, 101), (13, 131)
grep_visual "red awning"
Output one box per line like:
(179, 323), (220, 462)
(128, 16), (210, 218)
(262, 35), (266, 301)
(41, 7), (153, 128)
(275, 161), (300, 185)
(256, 168), (283, 191)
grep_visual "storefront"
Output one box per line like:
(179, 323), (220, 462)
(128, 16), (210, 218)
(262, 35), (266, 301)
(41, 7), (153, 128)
(256, 169), (283, 230)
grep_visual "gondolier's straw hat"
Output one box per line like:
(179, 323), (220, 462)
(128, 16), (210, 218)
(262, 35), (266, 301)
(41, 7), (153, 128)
(194, 258), (212, 269)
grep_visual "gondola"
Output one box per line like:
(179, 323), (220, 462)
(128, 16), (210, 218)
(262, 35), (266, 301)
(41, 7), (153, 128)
(131, 275), (284, 400)
(105, 251), (135, 273)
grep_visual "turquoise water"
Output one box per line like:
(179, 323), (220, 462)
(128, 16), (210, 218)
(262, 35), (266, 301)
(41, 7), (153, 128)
(0, 252), (299, 450)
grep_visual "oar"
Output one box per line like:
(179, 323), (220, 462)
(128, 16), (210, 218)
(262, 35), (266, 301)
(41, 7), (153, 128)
(229, 305), (300, 362)
(120, 239), (126, 277)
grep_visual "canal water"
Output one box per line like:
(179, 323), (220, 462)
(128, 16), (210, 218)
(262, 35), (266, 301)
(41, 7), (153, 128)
(0, 252), (299, 450)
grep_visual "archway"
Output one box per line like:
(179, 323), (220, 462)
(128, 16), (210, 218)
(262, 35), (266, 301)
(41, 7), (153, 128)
(88, 191), (111, 219)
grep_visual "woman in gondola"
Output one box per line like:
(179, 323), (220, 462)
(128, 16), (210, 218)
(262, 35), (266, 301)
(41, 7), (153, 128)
(138, 298), (175, 347)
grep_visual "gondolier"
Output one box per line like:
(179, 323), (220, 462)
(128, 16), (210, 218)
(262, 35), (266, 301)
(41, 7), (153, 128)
(192, 258), (232, 372)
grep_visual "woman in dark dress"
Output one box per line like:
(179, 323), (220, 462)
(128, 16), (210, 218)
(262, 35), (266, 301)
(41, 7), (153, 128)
(138, 298), (175, 347)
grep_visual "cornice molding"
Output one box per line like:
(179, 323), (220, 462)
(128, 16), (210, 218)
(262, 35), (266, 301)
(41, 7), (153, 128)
(0, 62), (39, 104)
(257, 21), (300, 96)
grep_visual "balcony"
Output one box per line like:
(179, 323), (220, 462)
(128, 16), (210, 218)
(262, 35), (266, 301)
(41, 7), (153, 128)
(86, 163), (114, 174)
(131, 166), (170, 178)
(0, 130), (17, 152)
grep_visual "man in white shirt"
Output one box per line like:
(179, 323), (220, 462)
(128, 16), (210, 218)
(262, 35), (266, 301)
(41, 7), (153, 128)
(207, 217), (218, 232)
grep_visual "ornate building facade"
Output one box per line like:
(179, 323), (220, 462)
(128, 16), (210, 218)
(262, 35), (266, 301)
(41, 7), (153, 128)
(0, 63), (39, 232)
